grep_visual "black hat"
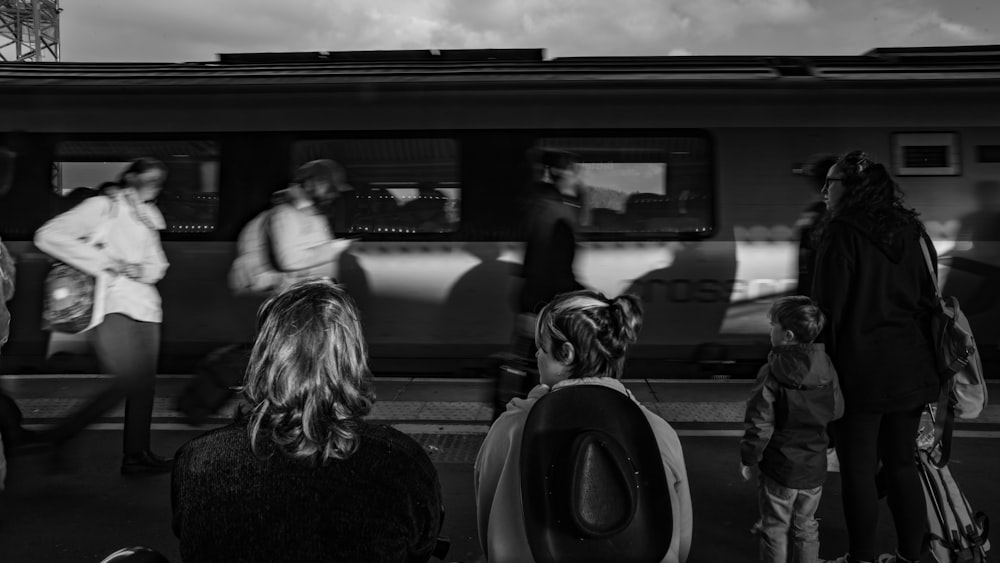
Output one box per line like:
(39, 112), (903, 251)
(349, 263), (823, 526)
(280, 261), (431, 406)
(520, 384), (672, 563)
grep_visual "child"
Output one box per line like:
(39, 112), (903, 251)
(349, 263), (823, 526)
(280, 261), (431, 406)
(740, 295), (843, 563)
(476, 290), (692, 563)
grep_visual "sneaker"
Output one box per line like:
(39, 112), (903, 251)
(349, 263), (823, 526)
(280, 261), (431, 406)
(121, 450), (173, 475)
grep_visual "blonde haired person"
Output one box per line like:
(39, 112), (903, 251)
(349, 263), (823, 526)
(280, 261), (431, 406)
(34, 157), (172, 474)
(475, 290), (692, 563)
(171, 280), (443, 563)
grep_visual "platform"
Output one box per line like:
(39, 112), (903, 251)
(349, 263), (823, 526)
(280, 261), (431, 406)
(1, 375), (998, 562)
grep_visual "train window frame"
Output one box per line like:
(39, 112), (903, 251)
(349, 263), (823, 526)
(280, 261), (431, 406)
(527, 129), (717, 242)
(50, 134), (222, 241)
(891, 131), (962, 176)
(289, 132), (463, 242)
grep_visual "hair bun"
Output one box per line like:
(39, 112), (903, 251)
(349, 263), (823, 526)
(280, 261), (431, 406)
(608, 294), (643, 347)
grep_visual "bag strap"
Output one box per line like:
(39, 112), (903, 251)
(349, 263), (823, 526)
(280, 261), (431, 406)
(918, 236), (942, 301)
(918, 238), (957, 468)
(930, 384), (955, 468)
(262, 208), (289, 274)
(92, 196), (118, 249)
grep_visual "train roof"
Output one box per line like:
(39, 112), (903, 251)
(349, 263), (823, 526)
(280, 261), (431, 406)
(1, 45), (999, 90)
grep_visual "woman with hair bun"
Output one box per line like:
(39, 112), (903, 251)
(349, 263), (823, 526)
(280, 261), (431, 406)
(475, 289), (692, 563)
(171, 280), (443, 563)
(812, 151), (940, 563)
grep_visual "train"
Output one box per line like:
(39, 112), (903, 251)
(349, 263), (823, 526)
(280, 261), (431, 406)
(0, 45), (998, 377)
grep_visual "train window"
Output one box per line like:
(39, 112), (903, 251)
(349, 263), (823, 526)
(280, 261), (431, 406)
(54, 140), (219, 235)
(534, 136), (713, 237)
(291, 138), (460, 236)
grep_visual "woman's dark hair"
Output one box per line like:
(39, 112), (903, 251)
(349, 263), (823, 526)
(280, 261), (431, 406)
(118, 157), (167, 186)
(535, 290), (643, 380)
(813, 150), (924, 247)
(542, 150), (581, 172)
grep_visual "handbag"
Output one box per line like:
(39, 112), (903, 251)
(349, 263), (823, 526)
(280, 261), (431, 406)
(918, 237), (988, 467)
(42, 263), (99, 334)
(41, 198), (117, 334)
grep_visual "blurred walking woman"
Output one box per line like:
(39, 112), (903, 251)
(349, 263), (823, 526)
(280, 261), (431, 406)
(812, 151), (940, 563)
(34, 157), (172, 474)
(172, 280), (443, 563)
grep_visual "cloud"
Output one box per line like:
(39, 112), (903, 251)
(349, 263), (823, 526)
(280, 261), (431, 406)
(673, 0), (817, 37)
(857, 2), (994, 48)
(915, 12), (992, 43)
(59, 0), (825, 62)
(56, 0), (995, 64)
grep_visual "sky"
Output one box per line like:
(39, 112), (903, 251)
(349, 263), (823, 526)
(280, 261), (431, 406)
(51, 0), (999, 62)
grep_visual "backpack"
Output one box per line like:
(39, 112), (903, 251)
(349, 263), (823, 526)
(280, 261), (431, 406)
(917, 432), (991, 562)
(918, 238), (988, 467)
(38, 196), (118, 334)
(228, 209), (286, 296)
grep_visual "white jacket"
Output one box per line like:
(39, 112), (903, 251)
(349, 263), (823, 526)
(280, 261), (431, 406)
(34, 191), (169, 325)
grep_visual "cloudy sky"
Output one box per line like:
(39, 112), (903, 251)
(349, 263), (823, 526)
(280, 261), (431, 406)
(53, 0), (1000, 62)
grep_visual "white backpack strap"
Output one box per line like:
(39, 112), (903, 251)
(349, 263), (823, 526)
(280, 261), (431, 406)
(88, 195), (118, 249)
(918, 236), (942, 301)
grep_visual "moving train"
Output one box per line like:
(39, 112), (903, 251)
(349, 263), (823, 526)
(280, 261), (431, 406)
(1, 45), (998, 377)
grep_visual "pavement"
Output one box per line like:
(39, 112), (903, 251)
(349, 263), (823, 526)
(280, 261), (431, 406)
(1, 375), (998, 562)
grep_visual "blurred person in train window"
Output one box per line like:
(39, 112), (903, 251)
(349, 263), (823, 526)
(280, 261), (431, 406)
(33, 157), (173, 474)
(268, 159), (354, 289)
(476, 290), (692, 563)
(171, 280), (443, 563)
(795, 154), (840, 297)
(811, 151), (940, 563)
(513, 149), (587, 359)
(739, 296), (843, 563)
(403, 185), (449, 232)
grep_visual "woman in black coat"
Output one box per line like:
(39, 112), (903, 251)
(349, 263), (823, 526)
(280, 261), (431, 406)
(812, 151), (940, 563)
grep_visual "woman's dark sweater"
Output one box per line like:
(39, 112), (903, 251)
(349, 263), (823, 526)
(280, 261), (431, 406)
(171, 420), (442, 563)
(812, 216), (941, 413)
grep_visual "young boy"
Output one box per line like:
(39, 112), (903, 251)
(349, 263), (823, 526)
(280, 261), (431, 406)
(740, 295), (843, 563)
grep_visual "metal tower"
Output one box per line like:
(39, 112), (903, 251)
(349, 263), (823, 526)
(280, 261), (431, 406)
(0, 0), (60, 62)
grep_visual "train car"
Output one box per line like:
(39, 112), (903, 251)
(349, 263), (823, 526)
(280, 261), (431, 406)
(0, 45), (998, 377)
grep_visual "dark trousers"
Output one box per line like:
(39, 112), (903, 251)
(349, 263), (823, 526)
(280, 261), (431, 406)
(834, 407), (926, 561)
(48, 313), (160, 454)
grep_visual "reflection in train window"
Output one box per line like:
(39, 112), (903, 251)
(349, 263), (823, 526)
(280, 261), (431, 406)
(291, 138), (460, 235)
(536, 136), (713, 236)
(54, 140), (220, 235)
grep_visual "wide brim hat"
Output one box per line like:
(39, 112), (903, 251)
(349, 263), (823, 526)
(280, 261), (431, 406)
(520, 384), (672, 563)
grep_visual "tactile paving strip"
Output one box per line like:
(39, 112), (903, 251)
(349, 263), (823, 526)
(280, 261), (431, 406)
(18, 398), (1000, 425)
(410, 433), (487, 464)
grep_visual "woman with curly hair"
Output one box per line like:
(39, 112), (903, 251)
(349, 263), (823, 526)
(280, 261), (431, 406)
(171, 280), (443, 563)
(812, 151), (940, 563)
